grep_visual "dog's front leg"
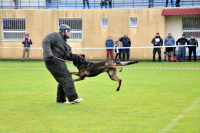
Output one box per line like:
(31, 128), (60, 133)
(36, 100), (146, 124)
(73, 77), (85, 82)
(70, 72), (80, 76)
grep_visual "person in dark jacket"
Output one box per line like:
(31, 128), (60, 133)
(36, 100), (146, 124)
(151, 33), (163, 62)
(42, 24), (83, 104)
(119, 33), (131, 61)
(21, 32), (32, 62)
(188, 35), (198, 62)
(105, 36), (114, 60)
(175, 0), (180, 7)
(164, 32), (175, 62)
(176, 34), (189, 62)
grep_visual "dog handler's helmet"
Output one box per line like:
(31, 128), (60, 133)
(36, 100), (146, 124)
(59, 24), (71, 33)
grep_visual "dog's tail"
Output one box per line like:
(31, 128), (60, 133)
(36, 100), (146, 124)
(114, 61), (139, 66)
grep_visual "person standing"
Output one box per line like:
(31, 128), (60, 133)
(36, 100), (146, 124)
(108, 0), (112, 8)
(100, 0), (107, 9)
(21, 32), (32, 62)
(105, 36), (114, 60)
(151, 33), (163, 62)
(148, 0), (154, 8)
(118, 35), (123, 61)
(176, 34), (189, 62)
(119, 33), (131, 61)
(165, 0), (173, 7)
(83, 0), (90, 9)
(13, 0), (19, 9)
(175, 0), (180, 7)
(188, 35), (198, 62)
(164, 32), (175, 62)
(42, 24), (83, 104)
(114, 41), (119, 61)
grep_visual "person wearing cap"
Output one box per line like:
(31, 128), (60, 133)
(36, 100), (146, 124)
(176, 34), (189, 62)
(42, 24), (83, 104)
(164, 32), (175, 62)
(188, 35), (198, 62)
(21, 32), (32, 62)
(151, 33), (163, 62)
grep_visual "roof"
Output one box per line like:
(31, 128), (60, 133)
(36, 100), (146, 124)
(161, 8), (200, 16)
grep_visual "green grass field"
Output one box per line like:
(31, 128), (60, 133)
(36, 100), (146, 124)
(0, 61), (200, 133)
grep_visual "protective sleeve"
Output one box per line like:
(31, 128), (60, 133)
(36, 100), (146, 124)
(42, 33), (56, 59)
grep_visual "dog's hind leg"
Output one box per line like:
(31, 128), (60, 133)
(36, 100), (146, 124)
(107, 70), (122, 91)
(70, 72), (80, 76)
(109, 63), (123, 72)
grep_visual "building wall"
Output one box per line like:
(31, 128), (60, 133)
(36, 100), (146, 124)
(0, 9), (166, 60)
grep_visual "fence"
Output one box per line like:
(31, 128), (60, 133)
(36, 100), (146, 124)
(1, 0), (200, 9)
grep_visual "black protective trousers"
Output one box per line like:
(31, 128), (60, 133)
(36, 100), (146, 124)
(45, 58), (78, 102)
(188, 48), (197, 61)
(153, 48), (161, 62)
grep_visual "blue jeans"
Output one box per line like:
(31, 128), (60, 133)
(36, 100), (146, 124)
(176, 47), (186, 62)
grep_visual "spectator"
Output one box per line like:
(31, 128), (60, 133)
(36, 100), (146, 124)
(148, 0), (154, 8)
(83, 0), (90, 9)
(119, 33), (131, 61)
(118, 35), (123, 61)
(164, 32), (175, 62)
(46, 0), (51, 6)
(13, 0), (19, 9)
(114, 41), (119, 61)
(151, 33), (163, 62)
(21, 32), (32, 62)
(188, 35), (198, 62)
(105, 36), (114, 60)
(176, 34), (189, 62)
(108, 0), (112, 8)
(175, 0), (180, 7)
(165, 0), (173, 7)
(100, 0), (107, 9)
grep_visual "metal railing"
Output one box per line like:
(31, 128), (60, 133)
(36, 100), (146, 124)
(0, 0), (200, 9)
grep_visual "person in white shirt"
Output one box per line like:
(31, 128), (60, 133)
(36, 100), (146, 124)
(114, 41), (119, 61)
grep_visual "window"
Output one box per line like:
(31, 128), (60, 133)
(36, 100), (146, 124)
(130, 18), (138, 27)
(101, 18), (108, 28)
(182, 17), (200, 39)
(2, 18), (26, 41)
(58, 18), (82, 41)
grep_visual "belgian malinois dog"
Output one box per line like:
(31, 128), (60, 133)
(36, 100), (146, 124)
(69, 54), (139, 91)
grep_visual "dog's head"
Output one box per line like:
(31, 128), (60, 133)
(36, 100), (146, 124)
(71, 54), (86, 68)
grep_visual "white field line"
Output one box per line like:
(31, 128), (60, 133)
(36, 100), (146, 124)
(160, 95), (200, 133)
(0, 67), (200, 70)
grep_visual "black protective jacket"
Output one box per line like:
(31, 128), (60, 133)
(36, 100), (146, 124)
(151, 36), (163, 46)
(22, 38), (32, 47)
(188, 39), (198, 49)
(119, 37), (131, 47)
(176, 38), (189, 46)
(42, 32), (71, 62)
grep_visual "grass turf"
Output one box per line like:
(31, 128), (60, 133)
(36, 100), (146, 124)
(0, 61), (200, 132)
